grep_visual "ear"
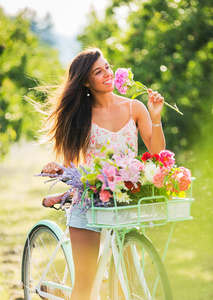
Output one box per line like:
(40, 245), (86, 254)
(84, 82), (90, 87)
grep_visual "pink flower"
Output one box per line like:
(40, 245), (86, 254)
(97, 166), (122, 191)
(172, 167), (191, 191)
(159, 150), (175, 168)
(120, 164), (141, 183)
(114, 68), (131, 94)
(99, 190), (111, 202)
(153, 170), (166, 188)
(113, 150), (136, 168)
(132, 159), (145, 172)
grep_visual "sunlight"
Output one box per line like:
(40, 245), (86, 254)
(0, 0), (108, 37)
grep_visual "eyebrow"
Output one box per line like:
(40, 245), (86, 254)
(92, 63), (109, 74)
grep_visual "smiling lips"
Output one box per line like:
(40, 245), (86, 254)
(103, 78), (113, 85)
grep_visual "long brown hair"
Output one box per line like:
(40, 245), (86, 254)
(45, 48), (102, 166)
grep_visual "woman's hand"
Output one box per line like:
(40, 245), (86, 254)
(147, 89), (164, 119)
(41, 162), (64, 177)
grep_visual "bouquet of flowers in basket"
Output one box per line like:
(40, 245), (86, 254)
(40, 146), (191, 211)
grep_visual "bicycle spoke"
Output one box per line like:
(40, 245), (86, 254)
(22, 225), (72, 300)
(109, 231), (172, 300)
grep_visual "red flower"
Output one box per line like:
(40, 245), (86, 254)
(141, 152), (152, 161)
(124, 181), (141, 193)
(152, 154), (160, 161)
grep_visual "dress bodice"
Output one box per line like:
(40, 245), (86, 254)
(85, 101), (138, 167)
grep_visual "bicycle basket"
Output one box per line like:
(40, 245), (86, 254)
(86, 178), (195, 229)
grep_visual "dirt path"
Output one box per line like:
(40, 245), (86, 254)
(0, 142), (66, 299)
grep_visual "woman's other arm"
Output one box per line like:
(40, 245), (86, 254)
(133, 89), (165, 154)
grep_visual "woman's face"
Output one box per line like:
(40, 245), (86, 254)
(85, 56), (114, 94)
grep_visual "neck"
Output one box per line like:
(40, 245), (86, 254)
(91, 91), (115, 108)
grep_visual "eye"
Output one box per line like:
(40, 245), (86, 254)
(95, 70), (101, 75)
(106, 64), (112, 70)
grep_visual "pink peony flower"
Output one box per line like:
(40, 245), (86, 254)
(159, 150), (175, 168)
(99, 190), (111, 202)
(153, 170), (166, 188)
(114, 68), (131, 94)
(132, 159), (145, 172)
(172, 167), (191, 191)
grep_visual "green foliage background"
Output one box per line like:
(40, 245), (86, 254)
(78, 0), (213, 153)
(0, 7), (63, 159)
(1, 1), (213, 158)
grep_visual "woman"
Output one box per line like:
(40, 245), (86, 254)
(42, 48), (165, 300)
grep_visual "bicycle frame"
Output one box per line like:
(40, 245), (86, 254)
(22, 217), (180, 300)
(23, 220), (145, 300)
(91, 226), (156, 300)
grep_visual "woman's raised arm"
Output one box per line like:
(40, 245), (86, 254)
(133, 89), (165, 154)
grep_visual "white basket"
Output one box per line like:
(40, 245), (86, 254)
(86, 198), (193, 227)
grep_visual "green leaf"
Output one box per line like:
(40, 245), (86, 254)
(135, 81), (147, 89)
(96, 181), (102, 189)
(131, 92), (143, 99)
(101, 146), (106, 153)
(94, 164), (102, 171)
(128, 69), (133, 80)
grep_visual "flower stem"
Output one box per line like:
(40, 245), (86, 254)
(162, 101), (183, 115)
(131, 82), (183, 115)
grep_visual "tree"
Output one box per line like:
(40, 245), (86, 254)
(78, 0), (213, 152)
(0, 7), (63, 159)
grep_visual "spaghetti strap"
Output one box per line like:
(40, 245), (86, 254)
(130, 100), (133, 117)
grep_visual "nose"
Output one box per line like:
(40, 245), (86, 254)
(104, 69), (112, 77)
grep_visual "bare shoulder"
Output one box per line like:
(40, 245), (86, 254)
(114, 95), (145, 109)
(132, 99), (148, 116)
(114, 94), (131, 105)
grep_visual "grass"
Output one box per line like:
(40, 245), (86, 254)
(0, 141), (212, 299)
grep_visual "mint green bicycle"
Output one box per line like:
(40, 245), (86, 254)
(21, 179), (195, 300)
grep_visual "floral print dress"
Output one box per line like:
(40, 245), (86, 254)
(85, 100), (138, 167)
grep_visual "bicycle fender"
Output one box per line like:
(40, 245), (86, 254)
(28, 219), (64, 239)
(21, 220), (74, 286)
(27, 220), (72, 259)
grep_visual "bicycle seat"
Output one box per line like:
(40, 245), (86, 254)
(42, 192), (70, 208)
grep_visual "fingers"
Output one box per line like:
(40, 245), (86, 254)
(148, 89), (164, 103)
(41, 162), (63, 175)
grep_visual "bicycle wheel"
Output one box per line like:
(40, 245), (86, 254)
(22, 224), (72, 300)
(109, 231), (173, 300)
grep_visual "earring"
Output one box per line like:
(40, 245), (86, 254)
(87, 88), (90, 97)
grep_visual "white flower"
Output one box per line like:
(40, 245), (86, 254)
(140, 175), (148, 185)
(144, 162), (159, 183)
(116, 181), (127, 190)
(114, 188), (131, 204)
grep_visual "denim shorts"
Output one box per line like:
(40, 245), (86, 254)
(67, 206), (102, 233)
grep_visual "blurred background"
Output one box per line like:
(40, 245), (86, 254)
(0, 0), (212, 299)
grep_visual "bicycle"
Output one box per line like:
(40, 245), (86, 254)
(21, 178), (195, 300)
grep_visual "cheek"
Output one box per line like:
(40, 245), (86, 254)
(110, 69), (114, 77)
